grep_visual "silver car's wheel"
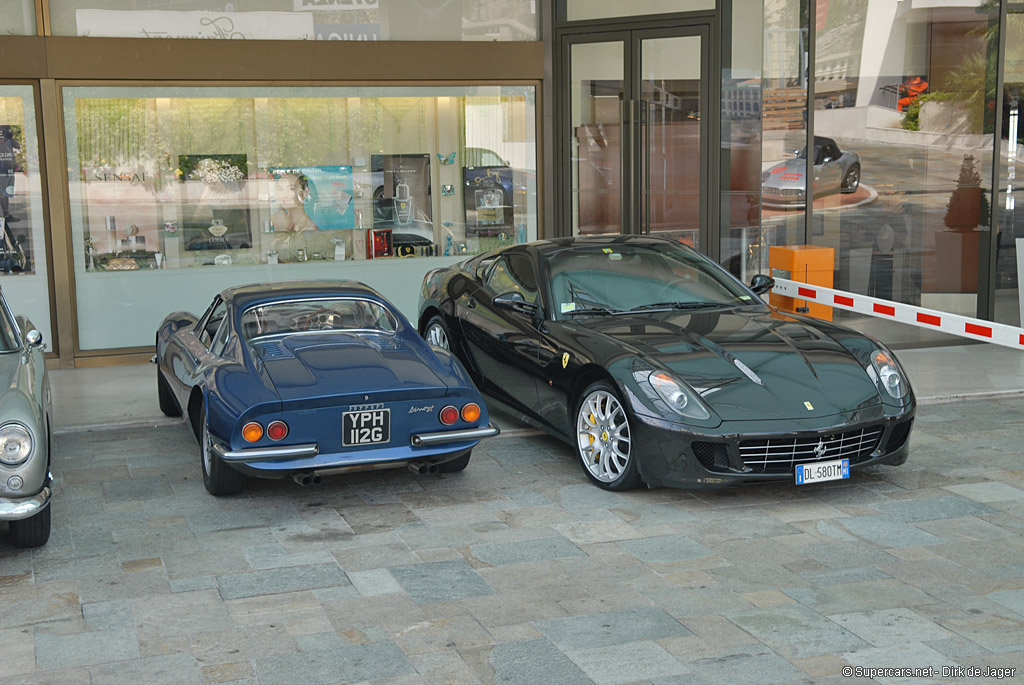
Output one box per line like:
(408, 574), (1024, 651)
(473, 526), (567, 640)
(842, 164), (860, 193)
(424, 316), (450, 350)
(575, 382), (641, 490)
(201, 418), (213, 477)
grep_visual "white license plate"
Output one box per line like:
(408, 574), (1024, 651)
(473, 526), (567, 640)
(342, 408), (390, 446)
(795, 458), (850, 485)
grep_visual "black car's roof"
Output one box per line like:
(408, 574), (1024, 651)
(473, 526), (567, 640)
(221, 280), (387, 310)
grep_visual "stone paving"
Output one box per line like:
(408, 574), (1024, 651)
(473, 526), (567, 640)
(1, 398), (1023, 684)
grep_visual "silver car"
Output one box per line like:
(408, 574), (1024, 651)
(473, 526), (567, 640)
(0, 288), (52, 547)
(762, 136), (861, 208)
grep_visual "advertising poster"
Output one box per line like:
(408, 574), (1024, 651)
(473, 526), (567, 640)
(463, 165), (513, 236)
(370, 154), (432, 232)
(0, 123), (30, 273)
(269, 165), (355, 230)
(178, 154), (252, 251)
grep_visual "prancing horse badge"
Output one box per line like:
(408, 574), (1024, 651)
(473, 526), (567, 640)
(561, 352), (570, 369)
(804, 401), (814, 411)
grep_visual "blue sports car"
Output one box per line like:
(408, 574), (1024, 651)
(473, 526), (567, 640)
(155, 280), (498, 496)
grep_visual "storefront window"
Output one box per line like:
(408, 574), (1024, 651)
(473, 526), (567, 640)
(565, 0), (714, 22)
(49, 0), (538, 41)
(63, 85), (538, 350)
(0, 3), (36, 35)
(996, 8), (1024, 327)
(0, 86), (51, 346)
(808, 0), (998, 345)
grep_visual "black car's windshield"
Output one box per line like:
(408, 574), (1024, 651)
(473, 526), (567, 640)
(241, 297), (398, 340)
(546, 243), (756, 320)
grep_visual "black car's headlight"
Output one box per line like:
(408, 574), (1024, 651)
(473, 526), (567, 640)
(0, 422), (34, 466)
(868, 349), (907, 400)
(649, 372), (712, 421)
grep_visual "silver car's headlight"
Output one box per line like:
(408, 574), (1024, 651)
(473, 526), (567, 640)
(0, 422), (34, 466)
(869, 349), (907, 400)
(649, 372), (712, 421)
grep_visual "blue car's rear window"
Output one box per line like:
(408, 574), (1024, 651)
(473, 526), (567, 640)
(241, 297), (397, 340)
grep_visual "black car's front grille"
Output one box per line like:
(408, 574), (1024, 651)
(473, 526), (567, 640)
(691, 441), (730, 472)
(739, 426), (883, 474)
(885, 419), (913, 452)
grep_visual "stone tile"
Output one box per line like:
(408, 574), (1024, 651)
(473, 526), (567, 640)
(391, 614), (493, 655)
(132, 590), (233, 639)
(565, 640), (688, 684)
(252, 641), (414, 685)
(0, 626), (36, 677)
(827, 608), (955, 647)
(216, 563), (349, 601)
(82, 599), (134, 631)
(87, 653), (202, 685)
(874, 495), (998, 521)
(389, 560), (495, 604)
(985, 589), (1024, 617)
(688, 651), (806, 684)
(0, 582), (81, 629)
(943, 482), (1024, 503)
(535, 607), (690, 650)
(407, 649), (484, 684)
(616, 534), (713, 563)
(346, 568), (403, 596)
(34, 629), (140, 670)
(488, 639), (592, 685)
(834, 515), (945, 548)
(729, 606), (868, 659)
(469, 536), (586, 566)
(784, 579), (935, 615)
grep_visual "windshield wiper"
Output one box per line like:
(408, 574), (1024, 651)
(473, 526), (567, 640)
(628, 301), (728, 312)
(566, 306), (620, 316)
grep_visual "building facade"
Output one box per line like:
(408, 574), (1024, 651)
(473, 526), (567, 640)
(0, 0), (1019, 367)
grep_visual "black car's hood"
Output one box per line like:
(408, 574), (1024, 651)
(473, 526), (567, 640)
(254, 333), (448, 402)
(575, 307), (881, 421)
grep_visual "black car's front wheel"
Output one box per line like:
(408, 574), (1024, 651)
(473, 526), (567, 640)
(574, 381), (642, 490)
(8, 503), (51, 548)
(198, 402), (245, 496)
(423, 314), (451, 350)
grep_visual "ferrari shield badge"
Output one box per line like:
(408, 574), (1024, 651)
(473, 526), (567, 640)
(561, 352), (570, 369)
(804, 401), (814, 411)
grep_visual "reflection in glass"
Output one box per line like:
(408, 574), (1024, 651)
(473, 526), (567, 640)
(806, 0), (999, 346)
(996, 9), (1024, 327)
(570, 42), (624, 236)
(641, 35), (702, 246)
(47, 0), (537, 41)
(0, 3), (36, 35)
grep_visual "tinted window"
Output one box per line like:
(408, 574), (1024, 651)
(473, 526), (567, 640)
(485, 254), (539, 305)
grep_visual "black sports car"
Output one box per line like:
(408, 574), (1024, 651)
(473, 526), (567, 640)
(418, 236), (914, 490)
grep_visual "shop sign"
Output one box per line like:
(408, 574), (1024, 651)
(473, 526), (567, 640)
(295, 0), (378, 9)
(75, 9), (314, 40)
(315, 23), (381, 41)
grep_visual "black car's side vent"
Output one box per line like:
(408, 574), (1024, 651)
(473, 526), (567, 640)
(691, 441), (730, 472)
(885, 419), (913, 453)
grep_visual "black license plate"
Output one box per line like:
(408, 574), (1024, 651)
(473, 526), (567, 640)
(342, 408), (390, 446)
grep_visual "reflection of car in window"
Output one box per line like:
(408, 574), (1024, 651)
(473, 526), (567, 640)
(761, 135), (861, 209)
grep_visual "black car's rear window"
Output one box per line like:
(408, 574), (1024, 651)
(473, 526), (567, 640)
(241, 297), (397, 340)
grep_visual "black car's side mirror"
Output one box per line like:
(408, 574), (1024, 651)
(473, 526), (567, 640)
(494, 292), (539, 316)
(749, 274), (775, 295)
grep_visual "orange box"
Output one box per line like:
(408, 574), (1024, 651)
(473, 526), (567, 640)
(768, 245), (835, 321)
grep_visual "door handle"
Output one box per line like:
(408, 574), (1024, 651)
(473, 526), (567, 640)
(466, 296), (476, 309)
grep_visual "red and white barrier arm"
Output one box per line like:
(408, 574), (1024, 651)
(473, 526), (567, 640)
(771, 278), (1024, 350)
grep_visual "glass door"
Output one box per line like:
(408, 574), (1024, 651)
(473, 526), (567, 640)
(565, 25), (709, 248)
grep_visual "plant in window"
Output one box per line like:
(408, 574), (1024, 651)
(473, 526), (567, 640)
(943, 153), (990, 232)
